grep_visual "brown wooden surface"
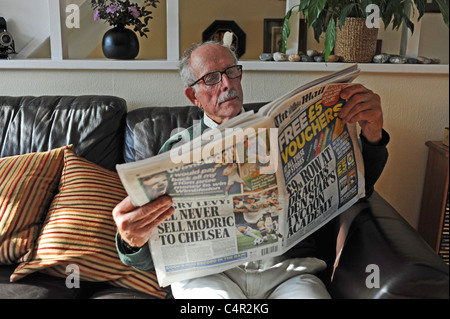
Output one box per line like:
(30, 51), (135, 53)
(418, 141), (449, 252)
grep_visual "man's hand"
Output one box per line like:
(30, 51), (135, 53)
(339, 84), (383, 144)
(112, 195), (174, 248)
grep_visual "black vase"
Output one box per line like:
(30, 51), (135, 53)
(102, 25), (139, 60)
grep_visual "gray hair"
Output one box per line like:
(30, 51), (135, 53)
(179, 41), (239, 89)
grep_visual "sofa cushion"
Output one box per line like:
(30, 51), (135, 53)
(124, 105), (204, 162)
(10, 148), (167, 298)
(124, 103), (266, 162)
(0, 145), (70, 264)
(0, 95), (127, 171)
(88, 285), (158, 299)
(0, 264), (84, 299)
(330, 192), (450, 299)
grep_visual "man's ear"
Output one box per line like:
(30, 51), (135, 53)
(185, 87), (201, 108)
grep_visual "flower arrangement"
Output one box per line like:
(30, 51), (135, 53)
(91, 0), (159, 38)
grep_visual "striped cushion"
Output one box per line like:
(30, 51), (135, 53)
(0, 146), (70, 264)
(11, 148), (166, 298)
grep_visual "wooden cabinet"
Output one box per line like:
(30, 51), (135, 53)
(418, 141), (449, 264)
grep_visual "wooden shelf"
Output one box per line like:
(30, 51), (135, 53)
(418, 141), (449, 264)
(1, 58), (448, 74)
(2, 0), (447, 74)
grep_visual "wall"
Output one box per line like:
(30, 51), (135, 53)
(89, 0), (450, 63)
(88, 0), (288, 60)
(0, 0), (50, 58)
(0, 68), (448, 229)
(87, 0), (168, 60)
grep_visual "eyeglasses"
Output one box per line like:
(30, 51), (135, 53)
(189, 65), (242, 87)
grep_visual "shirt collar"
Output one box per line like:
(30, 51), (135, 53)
(203, 107), (245, 129)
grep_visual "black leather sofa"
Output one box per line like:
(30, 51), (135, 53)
(0, 95), (448, 299)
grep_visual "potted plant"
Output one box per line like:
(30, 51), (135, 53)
(91, 0), (159, 59)
(282, 0), (449, 62)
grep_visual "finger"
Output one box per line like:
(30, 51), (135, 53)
(339, 84), (375, 116)
(138, 203), (175, 230)
(341, 93), (381, 123)
(341, 100), (377, 124)
(344, 105), (374, 125)
(128, 206), (175, 247)
(340, 83), (372, 100)
(112, 196), (136, 218)
(116, 195), (173, 225)
(140, 206), (175, 232)
(343, 102), (383, 143)
(112, 196), (172, 240)
(131, 196), (173, 223)
(153, 206), (175, 224)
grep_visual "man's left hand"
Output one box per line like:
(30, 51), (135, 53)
(339, 84), (383, 144)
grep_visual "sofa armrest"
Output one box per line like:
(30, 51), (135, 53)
(329, 192), (449, 299)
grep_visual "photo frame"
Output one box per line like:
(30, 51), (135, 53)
(425, 0), (441, 13)
(263, 19), (283, 54)
(202, 20), (246, 58)
(263, 18), (307, 54)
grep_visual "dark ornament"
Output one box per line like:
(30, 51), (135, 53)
(102, 25), (139, 60)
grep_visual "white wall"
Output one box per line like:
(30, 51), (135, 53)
(0, 0), (50, 58)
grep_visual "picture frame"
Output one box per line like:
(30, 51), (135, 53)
(263, 18), (307, 54)
(425, 0), (441, 13)
(263, 19), (283, 54)
(202, 20), (246, 58)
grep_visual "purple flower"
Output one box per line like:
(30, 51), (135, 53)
(93, 10), (100, 21)
(106, 4), (119, 13)
(128, 6), (140, 18)
(91, 0), (160, 38)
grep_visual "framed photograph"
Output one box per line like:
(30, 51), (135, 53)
(425, 0), (441, 13)
(263, 18), (307, 54)
(263, 19), (283, 53)
(202, 20), (246, 58)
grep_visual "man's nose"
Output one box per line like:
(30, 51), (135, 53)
(220, 73), (232, 88)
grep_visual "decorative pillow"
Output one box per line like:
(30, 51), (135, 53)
(11, 148), (166, 298)
(0, 145), (71, 264)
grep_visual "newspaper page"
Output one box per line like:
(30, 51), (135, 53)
(117, 117), (284, 286)
(116, 65), (365, 287)
(269, 82), (365, 250)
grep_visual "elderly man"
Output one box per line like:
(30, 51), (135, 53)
(113, 41), (389, 298)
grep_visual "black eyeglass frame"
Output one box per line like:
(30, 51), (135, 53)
(189, 65), (243, 87)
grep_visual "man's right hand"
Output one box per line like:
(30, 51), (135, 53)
(112, 195), (174, 248)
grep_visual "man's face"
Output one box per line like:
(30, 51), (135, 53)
(246, 197), (256, 203)
(185, 44), (244, 124)
(142, 173), (169, 199)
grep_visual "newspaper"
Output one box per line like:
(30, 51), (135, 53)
(116, 64), (365, 287)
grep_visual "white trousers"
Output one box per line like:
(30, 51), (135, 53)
(171, 257), (331, 299)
